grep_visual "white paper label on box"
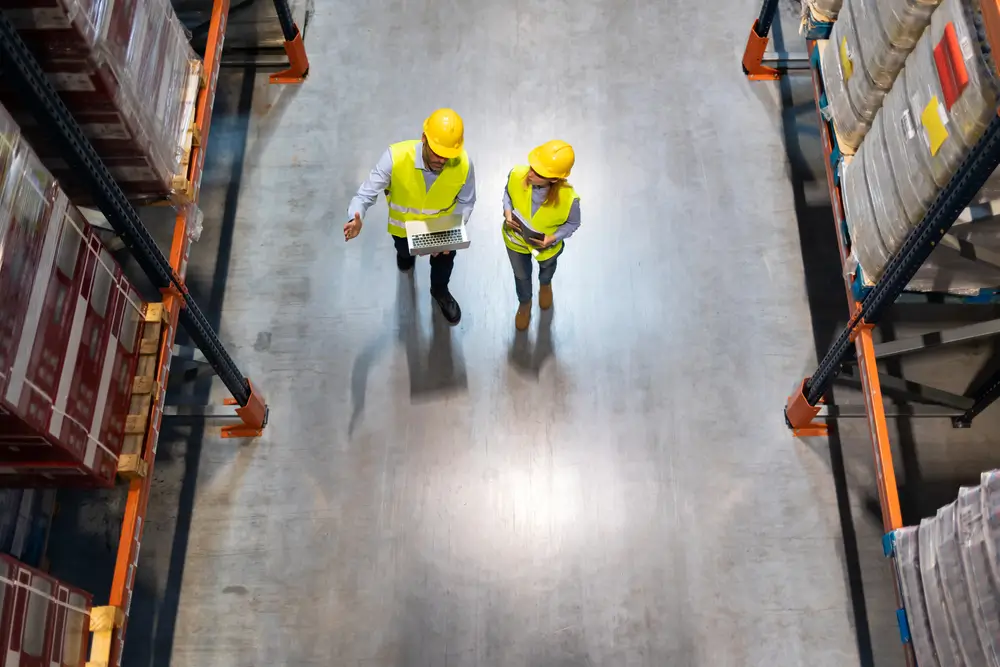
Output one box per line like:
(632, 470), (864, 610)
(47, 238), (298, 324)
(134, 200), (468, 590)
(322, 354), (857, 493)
(960, 37), (974, 62)
(901, 110), (915, 140)
(938, 101), (949, 126)
(49, 72), (95, 92)
(82, 123), (131, 141)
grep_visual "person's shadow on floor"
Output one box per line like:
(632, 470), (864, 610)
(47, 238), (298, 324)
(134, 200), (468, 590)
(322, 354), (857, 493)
(399, 273), (468, 400)
(508, 308), (556, 378)
(349, 272), (468, 435)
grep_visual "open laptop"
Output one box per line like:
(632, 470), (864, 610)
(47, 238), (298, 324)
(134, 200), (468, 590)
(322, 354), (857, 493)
(405, 213), (470, 256)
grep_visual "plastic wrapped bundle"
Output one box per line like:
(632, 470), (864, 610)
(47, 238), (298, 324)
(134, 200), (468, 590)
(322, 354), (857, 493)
(906, 31), (970, 188)
(843, 149), (892, 280)
(920, 517), (966, 667)
(0, 0), (199, 200)
(867, 111), (913, 255)
(896, 526), (943, 667)
(936, 502), (989, 666)
(928, 0), (1000, 151)
(883, 74), (940, 228)
(854, 0), (910, 96)
(956, 485), (1000, 666)
(876, 0), (940, 50)
(809, 0), (843, 18)
(823, 24), (871, 152)
(837, 0), (888, 124)
(985, 472), (1000, 595)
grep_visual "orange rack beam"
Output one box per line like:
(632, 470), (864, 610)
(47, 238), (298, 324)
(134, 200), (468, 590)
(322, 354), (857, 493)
(804, 39), (912, 666)
(102, 0), (230, 663)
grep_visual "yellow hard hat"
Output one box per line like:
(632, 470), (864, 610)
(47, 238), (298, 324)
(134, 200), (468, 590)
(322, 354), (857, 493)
(528, 140), (575, 179)
(423, 108), (465, 159)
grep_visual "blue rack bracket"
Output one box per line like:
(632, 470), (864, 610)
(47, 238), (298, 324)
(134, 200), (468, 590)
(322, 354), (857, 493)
(882, 531), (897, 558)
(896, 608), (912, 644)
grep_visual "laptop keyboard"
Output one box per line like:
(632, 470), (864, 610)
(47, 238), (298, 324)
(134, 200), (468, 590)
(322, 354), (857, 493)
(410, 229), (465, 249)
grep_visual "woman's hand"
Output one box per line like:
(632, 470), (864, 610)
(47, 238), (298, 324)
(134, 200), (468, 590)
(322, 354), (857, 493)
(505, 213), (521, 233)
(530, 234), (557, 248)
(344, 212), (363, 241)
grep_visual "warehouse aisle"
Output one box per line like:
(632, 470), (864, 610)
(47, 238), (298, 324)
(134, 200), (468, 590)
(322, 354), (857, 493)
(163, 2), (861, 665)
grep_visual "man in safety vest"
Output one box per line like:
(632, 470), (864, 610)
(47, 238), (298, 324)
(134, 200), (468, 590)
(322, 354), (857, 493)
(344, 108), (476, 324)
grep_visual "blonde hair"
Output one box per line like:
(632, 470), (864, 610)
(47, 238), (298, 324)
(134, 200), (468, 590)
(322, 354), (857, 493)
(524, 173), (568, 207)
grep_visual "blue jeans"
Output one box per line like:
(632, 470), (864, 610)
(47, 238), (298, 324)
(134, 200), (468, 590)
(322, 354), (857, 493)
(507, 247), (560, 304)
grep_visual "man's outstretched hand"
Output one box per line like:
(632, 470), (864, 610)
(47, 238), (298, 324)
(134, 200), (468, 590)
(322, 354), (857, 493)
(344, 212), (363, 241)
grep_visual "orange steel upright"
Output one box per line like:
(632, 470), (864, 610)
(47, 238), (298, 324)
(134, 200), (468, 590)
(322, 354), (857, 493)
(270, 29), (309, 84)
(742, 19), (780, 81)
(786, 40), (914, 666)
(102, 1), (231, 664)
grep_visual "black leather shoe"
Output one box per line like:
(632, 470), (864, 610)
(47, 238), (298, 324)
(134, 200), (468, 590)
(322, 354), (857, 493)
(431, 289), (461, 324)
(397, 254), (415, 272)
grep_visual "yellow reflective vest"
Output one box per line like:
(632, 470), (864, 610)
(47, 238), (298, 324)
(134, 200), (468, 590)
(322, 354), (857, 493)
(386, 140), (470, 238)
(502, 165), (579, 262)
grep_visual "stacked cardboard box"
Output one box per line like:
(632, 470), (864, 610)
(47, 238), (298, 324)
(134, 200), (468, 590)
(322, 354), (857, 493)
(894, 472), (1000, 666)
(0, 102), (144, 488)
(0, 554), (91, 666)
(0, 0), (198, 200)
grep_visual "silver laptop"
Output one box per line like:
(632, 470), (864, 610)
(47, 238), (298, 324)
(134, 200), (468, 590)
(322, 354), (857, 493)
(405, 214), (470, 256)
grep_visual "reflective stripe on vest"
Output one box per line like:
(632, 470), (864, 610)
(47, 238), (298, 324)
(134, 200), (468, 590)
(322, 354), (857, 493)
(502, 165), (579, 262)
(385, 140), (470, 237)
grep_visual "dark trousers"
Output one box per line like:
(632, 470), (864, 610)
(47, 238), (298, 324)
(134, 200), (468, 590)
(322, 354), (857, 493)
(393, 235), (455, 292)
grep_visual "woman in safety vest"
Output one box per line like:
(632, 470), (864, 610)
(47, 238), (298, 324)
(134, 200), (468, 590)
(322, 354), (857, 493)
(502, 140), (581, 331)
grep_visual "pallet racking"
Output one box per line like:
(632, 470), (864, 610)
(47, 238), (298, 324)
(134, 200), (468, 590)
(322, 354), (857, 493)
(742, 0), (1000, 663)
(0, 0), (309, 662)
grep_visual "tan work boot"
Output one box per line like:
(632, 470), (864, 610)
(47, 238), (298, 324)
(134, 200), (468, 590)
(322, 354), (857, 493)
(515, 302), (532, 331)
(539, 284), (553, 310)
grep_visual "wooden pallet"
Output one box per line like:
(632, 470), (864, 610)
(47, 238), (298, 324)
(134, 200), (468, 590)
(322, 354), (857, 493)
(117, 302), (168, 480)
(86, 605), (124, 667)
(170, 60), (207, 206)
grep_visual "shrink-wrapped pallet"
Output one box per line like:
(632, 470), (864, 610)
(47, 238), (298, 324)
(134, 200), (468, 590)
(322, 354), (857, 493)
(0, 554), (92, 666)
(0, 99), (144, 488)
(852, 0), (908, 108)
(840, 0), (888, 124)
(876, 0), (940, 50)
(842, 151), (892, 279)
(906, 31), (970, 188)
(956, 485), (1000, 666)
(823, 22), (871, 151)
(867, 111), (913, 255)
(0, 0), (199, 200)
(896, 526), (943, 667)
(808, 0), (843, 19)
(985, 472), (1000, 594)
(884, 72), (943, 226)
(929, 0), (1000, 149)
(920, 516), (966, 667)
(936, 501), (989, 666)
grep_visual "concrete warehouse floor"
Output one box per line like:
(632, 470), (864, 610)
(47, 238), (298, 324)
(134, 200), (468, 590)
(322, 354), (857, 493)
(38, 1), (1000, 666)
